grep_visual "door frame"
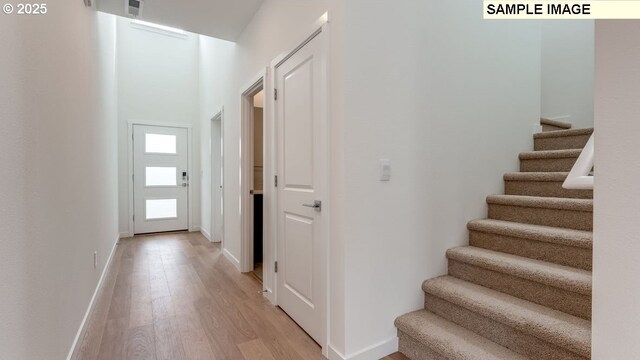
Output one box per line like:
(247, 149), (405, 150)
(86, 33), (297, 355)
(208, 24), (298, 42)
(240, 70), (267, 277)
(210, 109), (225, 246)
(127, 120), (194, 237)
(269, 13), (331, 355)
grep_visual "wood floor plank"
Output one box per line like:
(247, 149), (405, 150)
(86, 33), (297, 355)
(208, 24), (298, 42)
(125, 324), (156, 360)
(154, 317), (186, 360)
(236, 299), (309, 360)
(237, 338), (277, 360)
(175, 312), (216, 360)
(151, 295), (175, 320)
(96, 318), (127, 360)
(73, 232), (324, 360)
(106, 270), (132, 320)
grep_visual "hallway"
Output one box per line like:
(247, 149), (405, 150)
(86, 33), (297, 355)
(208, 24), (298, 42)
(72, 233), (324, 360)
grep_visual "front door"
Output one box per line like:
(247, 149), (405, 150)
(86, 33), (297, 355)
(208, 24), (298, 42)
(275, 29), (327, 345)
(133, 125), (189, 234)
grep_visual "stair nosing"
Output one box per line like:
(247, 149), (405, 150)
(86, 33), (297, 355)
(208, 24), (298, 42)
(422, 275), (591, 358)
(534, 128), (593, 139)
(519, 149), (582, 160)
(396, 310), (529, 360)
(540, 118), (572, 129)
(467, 219), (592, 249)
(486, 194), (593, 212)
(503, 172), (569, 182)
(446, 246), (592, 295)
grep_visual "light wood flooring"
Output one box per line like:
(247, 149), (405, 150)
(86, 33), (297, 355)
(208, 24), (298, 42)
(71, 231), (408, 360)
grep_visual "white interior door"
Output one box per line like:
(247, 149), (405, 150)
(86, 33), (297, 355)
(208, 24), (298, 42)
(275, 30), (327, 345)
(133, 125), (189, 234)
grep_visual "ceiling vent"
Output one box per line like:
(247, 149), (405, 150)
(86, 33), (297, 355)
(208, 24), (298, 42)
(125, 0), (143, 17)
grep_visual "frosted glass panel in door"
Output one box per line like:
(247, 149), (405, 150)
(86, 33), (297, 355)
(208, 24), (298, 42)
(145, 133), (177, 154)
(145, 167), (177, 186)
(145, 199), (177, 220)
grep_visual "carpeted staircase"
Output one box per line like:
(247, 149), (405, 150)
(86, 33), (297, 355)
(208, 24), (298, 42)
(395, 119), (594, 360)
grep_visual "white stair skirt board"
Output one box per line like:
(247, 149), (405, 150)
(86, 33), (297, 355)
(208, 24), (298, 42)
(328, 336), (399, 360)
(563, 134), (594, 190)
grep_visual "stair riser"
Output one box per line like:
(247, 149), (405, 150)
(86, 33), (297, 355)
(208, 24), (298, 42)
(469, 230), (592, 270)
(504, 180), (593, 199)
(534, 135), (591, 151)
(397, 331), (446, 360)
(448, 261), (591, 319)
(423, 294), (588, 360)
(520, 157), (578, 172)
(488, 204), (592, 231)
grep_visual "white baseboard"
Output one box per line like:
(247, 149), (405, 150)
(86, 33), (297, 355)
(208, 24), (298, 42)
(328, 345), (346, 360)
(223, 247), (241, 271)
(119, 231), (131, 239)
(328, 336), (398, 360)
(200, 227), (212, 242)
(66, 234), (119, 360)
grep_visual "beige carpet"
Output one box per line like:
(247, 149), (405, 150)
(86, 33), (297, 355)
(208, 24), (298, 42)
(395, 121), (593, 359)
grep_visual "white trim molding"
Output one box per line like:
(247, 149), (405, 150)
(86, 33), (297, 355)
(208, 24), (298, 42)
(563, 134), (594, 190)
(200, 227), (212, 242)
(328, 336), (398, 360)
(127, 121), (194, 236)
(66, 235), (120, 360)
(240, 70), (267, 274)
(210, 109), (225, 247)
(223, 248), (241, 271)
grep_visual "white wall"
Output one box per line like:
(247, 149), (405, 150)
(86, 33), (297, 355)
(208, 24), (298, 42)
(541, 21), (594, 129)
(199, 35), (235, 241)
(338, 1), (541, 357)
(199, 0), (328, 271)
(116, 18), (202, 235)
(592, 20), (640, 359)
(0, 7), (119, 360)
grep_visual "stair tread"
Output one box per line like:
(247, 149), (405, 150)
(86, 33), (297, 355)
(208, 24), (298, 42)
(487, 194), (592, 212)
(396, 310), (528, 360)
(540, 118), (572, 129)
(467, 219), (592, 249)
(534, 128), (593, 139)
(519, 149), (582, 160)
(447, 246), (591, 295)
(422, 276), (591, 358)
(504, 172), (569, 182)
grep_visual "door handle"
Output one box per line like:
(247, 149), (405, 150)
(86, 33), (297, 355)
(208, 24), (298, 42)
(302, 200), (322, 212)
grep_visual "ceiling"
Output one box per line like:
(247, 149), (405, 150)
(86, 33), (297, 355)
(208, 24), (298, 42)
(96, 0), (264, 41)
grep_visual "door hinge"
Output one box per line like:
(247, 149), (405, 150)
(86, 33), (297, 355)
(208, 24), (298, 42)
(274, 175), (278, 187)
(133, 215), (135, 221)
(274, 89), (278, 101)
(274, 261), (278, 273)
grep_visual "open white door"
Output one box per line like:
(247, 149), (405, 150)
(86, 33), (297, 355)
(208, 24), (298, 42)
(133, 125), (189, 234)
(275, 29), (327, 345)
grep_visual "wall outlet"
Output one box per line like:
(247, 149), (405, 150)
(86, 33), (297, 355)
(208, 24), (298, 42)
(380, 158), (391, 181)
(93, 251), (98, 269)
